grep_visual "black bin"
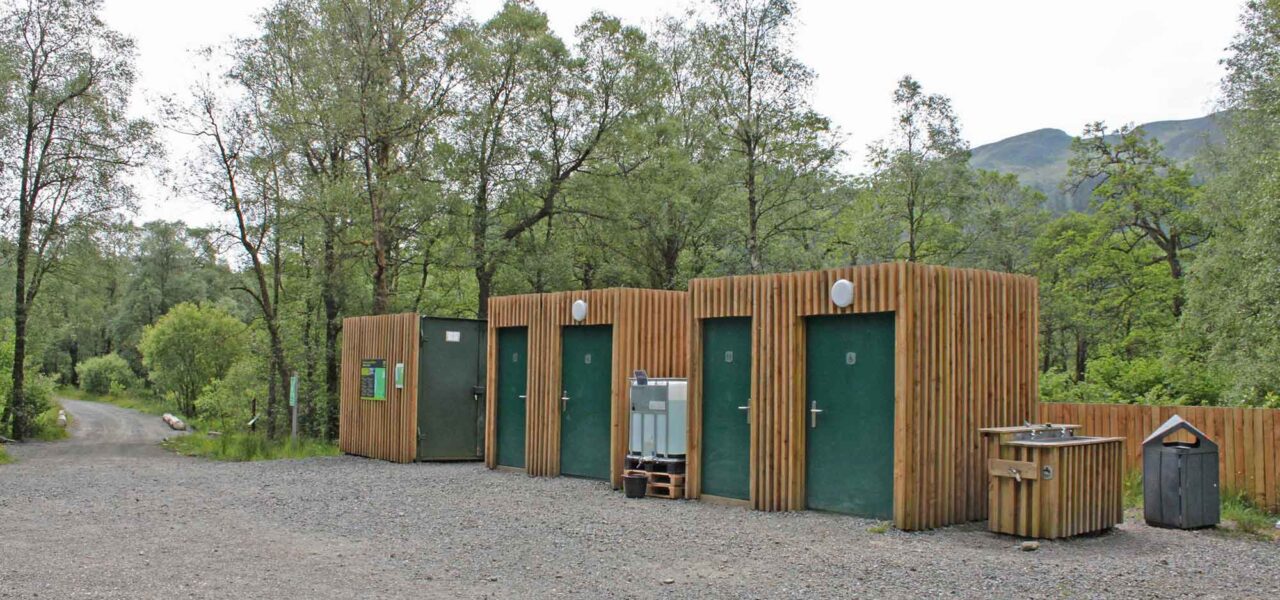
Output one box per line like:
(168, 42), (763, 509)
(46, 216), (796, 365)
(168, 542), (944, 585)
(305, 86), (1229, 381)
(1143, 415), (1219, 529)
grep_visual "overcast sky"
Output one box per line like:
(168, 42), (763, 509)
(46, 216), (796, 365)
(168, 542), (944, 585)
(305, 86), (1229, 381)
(101, 0), (1244, 226)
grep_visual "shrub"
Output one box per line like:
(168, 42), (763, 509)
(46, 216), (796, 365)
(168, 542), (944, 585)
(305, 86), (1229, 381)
(195, 355), (267, 432)
(75, 353), (134, 395)
(140, 303), (246, 418)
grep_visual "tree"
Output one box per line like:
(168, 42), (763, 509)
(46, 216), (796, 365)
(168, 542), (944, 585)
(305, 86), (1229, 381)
(1187, 0), (1280, 403)
(139, 303), (246, 418)
(864, 75), (971, 264)
(0, 0), (153, 439)
(697, 0), (841, 273)
(176, 74), (299, 437)
(961, 170), (1049, 273)
(1066, 123), (1205, 317)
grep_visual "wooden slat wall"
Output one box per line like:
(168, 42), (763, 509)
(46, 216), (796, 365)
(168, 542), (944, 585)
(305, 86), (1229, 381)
(485, 288), (690, 487)
(987, 440), (1125, 539)
(688, 263), (1039, 530)
(1040, 402), (1280, 512)
(338, 313), (420, 463)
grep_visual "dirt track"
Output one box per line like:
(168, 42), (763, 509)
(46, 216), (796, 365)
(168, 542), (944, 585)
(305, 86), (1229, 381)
(0, 399), (1277, 599)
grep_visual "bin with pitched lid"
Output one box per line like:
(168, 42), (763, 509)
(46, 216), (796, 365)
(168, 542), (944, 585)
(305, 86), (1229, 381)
(1143, 415), (1220, 529)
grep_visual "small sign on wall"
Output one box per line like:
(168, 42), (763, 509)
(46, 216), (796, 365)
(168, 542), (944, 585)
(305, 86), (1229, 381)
(445, 330), (461, 342)
(361, 358), (387, 401)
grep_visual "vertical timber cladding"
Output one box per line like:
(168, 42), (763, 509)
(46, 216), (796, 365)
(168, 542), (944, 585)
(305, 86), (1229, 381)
(485, 288), (690, 486)
(687, 263), (1039, 530)
(339, 313), (421, 463)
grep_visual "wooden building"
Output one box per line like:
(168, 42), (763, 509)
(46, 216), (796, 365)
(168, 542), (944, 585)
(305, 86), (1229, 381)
(686, 263), (1039, 530)
(339, 313), (486, 463)
(484, 288), (689, 487)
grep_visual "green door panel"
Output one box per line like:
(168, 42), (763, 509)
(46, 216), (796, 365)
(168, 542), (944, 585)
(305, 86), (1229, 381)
(419, 318), (486, 460)
(701, 318), (752, 500)
(496, 327), (528, 468)
(559, 325), (613, 480)
(804, 312), (895, 518)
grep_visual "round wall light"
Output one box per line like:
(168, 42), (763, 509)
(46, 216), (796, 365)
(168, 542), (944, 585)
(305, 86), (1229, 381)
(830, 278), (855, 308)
(571, 299), (588, 322)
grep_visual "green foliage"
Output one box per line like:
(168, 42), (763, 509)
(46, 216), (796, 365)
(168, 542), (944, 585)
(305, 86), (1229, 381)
(139, 303), (246, 418)
(1184, 0), (1280, 406)
(75, 353), (134, 395)
(163, 433), (339, 462)
(1221, 489), (1279, 536)
(1122, 470), (1143, 509)
(195, 355), (268, 434)
(0, 443), (11, 464)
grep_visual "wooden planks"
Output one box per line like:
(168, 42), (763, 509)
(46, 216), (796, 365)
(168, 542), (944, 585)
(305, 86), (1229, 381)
(485, 288), (689, 487)
(1040, 402), (1280, 512)
(985, 437), (1124, 539)
(338, 313), (420, 463)
(688, 263), (1039, 530)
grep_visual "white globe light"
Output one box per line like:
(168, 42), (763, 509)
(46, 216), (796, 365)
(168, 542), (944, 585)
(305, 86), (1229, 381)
(571, 299), (588, 322)
(830, 278), (855, 308)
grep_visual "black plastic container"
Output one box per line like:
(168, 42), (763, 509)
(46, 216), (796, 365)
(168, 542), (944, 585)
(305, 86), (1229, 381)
(623, 473), (648, 499)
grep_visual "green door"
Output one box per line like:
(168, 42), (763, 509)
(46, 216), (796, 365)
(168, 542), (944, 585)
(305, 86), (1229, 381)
(701, 318), (752, 500)
(559, 325), (613, 480)
(805, 312), (895, 518)
(419, 319), (486, 460)
(496, 327), (528, 468)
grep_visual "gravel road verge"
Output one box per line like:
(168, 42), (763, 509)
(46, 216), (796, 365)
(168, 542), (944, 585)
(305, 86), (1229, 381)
(1, 401), (1276, 599)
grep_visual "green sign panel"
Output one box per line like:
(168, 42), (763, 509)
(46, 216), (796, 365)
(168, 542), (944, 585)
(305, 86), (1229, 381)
(361, 358), (387, 401)
(289, 374), (299, 407)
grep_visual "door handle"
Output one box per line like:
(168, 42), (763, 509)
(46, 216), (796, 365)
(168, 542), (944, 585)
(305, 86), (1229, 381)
(738, 398), (750, 423)
(809, 401), (823, 428)
(518, 394), (527, 400)
(561, 390), (569, 412)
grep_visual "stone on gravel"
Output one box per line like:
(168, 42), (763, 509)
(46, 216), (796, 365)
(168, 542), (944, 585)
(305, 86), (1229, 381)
(1020, 541), (1039, 552)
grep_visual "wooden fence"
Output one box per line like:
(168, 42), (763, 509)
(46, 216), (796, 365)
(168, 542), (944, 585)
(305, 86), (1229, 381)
(1039, 402), (1280, 511)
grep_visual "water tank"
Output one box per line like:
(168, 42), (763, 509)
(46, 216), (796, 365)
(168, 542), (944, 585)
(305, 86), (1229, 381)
(628, 377), (687, 460)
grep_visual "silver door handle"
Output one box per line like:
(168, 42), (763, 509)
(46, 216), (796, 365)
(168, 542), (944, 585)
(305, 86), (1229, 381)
(561, 390), (569, 412)
(738, 399), (750, 423)
(809, 401), (823, 428)
(518, 394), (527, 400)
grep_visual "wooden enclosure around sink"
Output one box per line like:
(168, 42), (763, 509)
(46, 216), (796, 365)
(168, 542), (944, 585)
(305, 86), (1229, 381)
(981, 426), (1125, 539)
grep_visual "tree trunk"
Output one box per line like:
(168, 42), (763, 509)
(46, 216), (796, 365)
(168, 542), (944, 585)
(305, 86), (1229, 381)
(9, 202), (33, 439)
(1073, 334), (1088, 383)
(1167, 245), (1184, 318)
(745, 142), (760, 273)
(323, 219), (342, 440)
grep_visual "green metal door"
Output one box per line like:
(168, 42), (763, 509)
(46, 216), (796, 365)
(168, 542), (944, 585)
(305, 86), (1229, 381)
(559, 325), (613, 480)
(496, 327), (528, 468)
(701, 318), (752, 500)
(419, 318), (486, 460)
(804, 312), (895, 518)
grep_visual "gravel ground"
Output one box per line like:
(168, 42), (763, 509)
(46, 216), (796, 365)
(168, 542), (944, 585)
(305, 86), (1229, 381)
(1, 400), (1278, 599)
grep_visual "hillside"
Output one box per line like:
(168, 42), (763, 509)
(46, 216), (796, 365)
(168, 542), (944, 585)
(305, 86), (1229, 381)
(969, 113), (1224, 212)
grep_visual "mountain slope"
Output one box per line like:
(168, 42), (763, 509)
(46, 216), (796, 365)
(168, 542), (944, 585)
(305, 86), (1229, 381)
(969, 113), (1224, 212)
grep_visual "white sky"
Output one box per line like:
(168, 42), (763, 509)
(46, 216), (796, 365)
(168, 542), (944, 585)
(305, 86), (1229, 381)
(101, 0), (1244, 226)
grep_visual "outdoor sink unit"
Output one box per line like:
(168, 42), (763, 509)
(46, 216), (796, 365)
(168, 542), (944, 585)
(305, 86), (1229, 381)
(981, 424), (1125, 539)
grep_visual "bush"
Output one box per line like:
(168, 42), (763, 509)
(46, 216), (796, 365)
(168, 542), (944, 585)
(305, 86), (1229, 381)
(140, 303), (246, 418)
(195, 355), (267, 433)
(75, 353), (134, 395)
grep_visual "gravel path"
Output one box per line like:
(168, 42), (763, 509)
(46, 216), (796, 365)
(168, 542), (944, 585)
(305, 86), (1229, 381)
(0, 400), (1277, 599)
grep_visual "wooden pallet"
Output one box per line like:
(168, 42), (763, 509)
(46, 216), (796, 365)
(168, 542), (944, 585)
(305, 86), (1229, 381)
(624, 469), (686, 499)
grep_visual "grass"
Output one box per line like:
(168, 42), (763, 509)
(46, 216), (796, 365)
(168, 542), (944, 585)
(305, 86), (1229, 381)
(1124, 470), (1279, 540)
(163, 432), (339, 462)
(867, 521), (892, 534)
(1221, 490), (1279, 538)
(0, 443), (11, 464)
(1122, 469), (1144, 509)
